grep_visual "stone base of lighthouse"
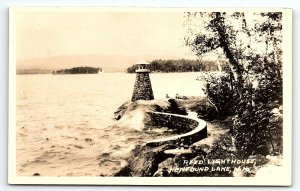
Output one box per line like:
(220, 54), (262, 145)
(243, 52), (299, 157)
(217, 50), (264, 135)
(131, 72), (154, 102)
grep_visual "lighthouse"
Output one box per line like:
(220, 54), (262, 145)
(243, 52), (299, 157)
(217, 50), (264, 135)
(131, 62), (154, 102)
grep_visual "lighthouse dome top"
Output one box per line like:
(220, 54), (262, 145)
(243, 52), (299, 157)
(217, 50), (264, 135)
(135, 60), (150, 73)
(135, 60), (150, 65)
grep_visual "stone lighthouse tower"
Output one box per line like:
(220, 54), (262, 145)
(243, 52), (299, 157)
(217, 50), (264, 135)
(131, 62), (154, 102)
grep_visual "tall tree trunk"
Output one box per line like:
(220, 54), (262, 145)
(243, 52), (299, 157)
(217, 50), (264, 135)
(214, 12), (244, 96)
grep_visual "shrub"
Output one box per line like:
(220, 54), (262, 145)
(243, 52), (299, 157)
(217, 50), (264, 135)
(202, 64), (283, 158)
(202, 72), (239, 119)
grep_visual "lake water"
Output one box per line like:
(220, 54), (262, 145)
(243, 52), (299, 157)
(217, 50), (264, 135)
(16, 72), (205, 176)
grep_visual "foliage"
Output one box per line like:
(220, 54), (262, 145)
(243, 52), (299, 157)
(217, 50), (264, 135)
(126, 59), (222, 73)
(53, 66), (102, 74)
(232, 102), (283, 158)
(202, 70), (239, 119)
(184, 12), (283, 158)
(164, 99), (188, 115)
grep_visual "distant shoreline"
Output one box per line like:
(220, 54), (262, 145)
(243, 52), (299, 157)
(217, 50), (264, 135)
(126, 59), (223, 73)
(16, 71), (214, 75)
(16, 69), (52, 75)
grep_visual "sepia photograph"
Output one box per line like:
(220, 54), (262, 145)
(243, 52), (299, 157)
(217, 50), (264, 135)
(9, 7), (292, 185)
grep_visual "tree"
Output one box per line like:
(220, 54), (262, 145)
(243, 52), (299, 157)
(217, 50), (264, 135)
(184, 12), (283, 158)
(185, 12), (282, 95)
(126, 59), (218, 73)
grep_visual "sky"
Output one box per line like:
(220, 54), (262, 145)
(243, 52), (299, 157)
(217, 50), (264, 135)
(14, 8), (284, 72)
(16, 9), (194, 60)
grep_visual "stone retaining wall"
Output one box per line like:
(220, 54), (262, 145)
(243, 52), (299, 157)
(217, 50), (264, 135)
(145, 112), (207, 147)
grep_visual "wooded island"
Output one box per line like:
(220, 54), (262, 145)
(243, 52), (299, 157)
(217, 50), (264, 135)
(53, 66), (102, 74)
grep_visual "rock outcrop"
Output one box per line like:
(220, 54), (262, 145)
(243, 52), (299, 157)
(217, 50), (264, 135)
(111, 99), (208, 176)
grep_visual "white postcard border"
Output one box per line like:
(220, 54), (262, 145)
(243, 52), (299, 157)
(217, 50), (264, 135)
(8, 7), (293, 186)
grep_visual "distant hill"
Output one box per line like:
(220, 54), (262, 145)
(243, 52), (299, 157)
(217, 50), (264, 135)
(16, 69), (53, 75)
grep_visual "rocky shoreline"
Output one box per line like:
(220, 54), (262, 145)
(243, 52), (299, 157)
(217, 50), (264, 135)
(109, 98), (283, 177)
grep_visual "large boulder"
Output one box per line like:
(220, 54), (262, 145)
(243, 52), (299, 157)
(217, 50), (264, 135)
(113, 99), (187, 131)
